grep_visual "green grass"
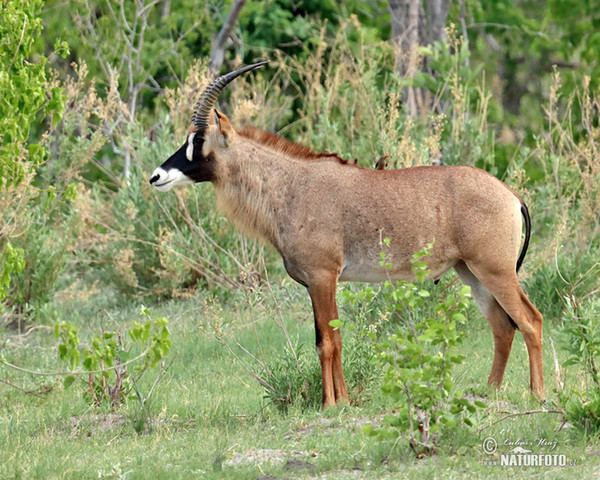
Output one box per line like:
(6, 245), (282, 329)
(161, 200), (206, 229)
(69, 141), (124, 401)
(1, 283), (599, 479)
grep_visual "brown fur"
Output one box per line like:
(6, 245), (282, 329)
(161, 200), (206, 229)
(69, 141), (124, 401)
(238, 126), (349, 164)
(187, 125), (201, 136)
(190, 111), (544, 407)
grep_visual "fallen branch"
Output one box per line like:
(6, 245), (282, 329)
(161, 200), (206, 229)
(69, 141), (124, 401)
(0, 347), (150, 377)
(0, 377), (43, 397)
(478, 409), (564, 434)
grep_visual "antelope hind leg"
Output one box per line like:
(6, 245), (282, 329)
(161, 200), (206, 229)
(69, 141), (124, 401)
(454, 262), (517, 388)
(463, 261), (544, 399)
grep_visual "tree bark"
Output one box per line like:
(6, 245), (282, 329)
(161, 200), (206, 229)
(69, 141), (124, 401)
(389, 0), (423, 76)
(425, 0), (450, 47)
(389, 0), (449, 52)
(389, 0), (450, 117)
(161, 0), (171, 19)
(210, 0), (248, 74)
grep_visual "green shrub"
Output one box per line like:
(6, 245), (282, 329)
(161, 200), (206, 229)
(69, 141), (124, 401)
(55, 305), (172, 410)
(7, 189), (77, 315)
(556, 292), (600, 435)
(258, 326), (378, 412)
(0, 0), (68, 317)
(338, 242), (483, 455)
(0, 0), (65, 189)
(0, 243), (25, 302)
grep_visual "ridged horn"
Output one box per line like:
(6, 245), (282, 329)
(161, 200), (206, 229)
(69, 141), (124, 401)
(191, 61), (268, 128)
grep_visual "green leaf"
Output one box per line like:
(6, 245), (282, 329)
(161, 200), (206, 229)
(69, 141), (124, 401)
(329, 319), (343, 329)
(53, 39), (70, 58)
(457, 286), (471, 296)
(63, 375), (75, 389)
(117, 350), (130, 362)
(63, 182), (78, 202)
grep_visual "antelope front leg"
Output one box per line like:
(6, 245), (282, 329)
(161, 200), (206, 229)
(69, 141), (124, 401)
(308, 276), (349, 408)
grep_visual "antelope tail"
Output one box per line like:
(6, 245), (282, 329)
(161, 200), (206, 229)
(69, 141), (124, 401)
(516, 203), (531, 273)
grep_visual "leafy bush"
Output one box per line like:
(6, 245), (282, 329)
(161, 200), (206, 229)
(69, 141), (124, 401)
(6, 187), (78, 315)
(55, 305), (172, 410)
(555, 285), (600, 435)
(339, 242), (483, 455)
(0, 243), (25, 302)
(0, 0), (65, 188)
(257, 326), (378, 412)
(0, 0), (69, 319)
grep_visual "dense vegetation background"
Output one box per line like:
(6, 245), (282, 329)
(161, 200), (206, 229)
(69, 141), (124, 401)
(1, 1), (599, 478)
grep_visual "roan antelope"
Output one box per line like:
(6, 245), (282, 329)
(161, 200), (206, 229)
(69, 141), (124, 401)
(150, 63), (544, 407)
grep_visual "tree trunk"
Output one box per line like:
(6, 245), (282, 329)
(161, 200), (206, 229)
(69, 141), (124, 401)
(161, 0), (171, 19)
(389, 0), (423, 76)
(389, 0), (450, 117)
(425, 0), (450, 47)
(210, 0), (248, 74)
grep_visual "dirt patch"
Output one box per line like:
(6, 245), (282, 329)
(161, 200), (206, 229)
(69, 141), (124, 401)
(225, 449), (310, 468)
(70, 414), (127, 435)
(318, 469), (392, 479)
(292, 415), (384, 439)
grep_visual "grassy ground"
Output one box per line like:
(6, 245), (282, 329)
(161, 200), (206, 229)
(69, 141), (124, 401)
(1, 278), (599, 480)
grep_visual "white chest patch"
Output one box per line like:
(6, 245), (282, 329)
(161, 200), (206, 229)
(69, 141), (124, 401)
(186, 132), (196, 161)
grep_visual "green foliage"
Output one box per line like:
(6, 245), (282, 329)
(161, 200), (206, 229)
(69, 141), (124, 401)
(259, 329), (377, 412)
(526, 253), (600, 323)
(0, 0), (68, 317)
(41, 0), (213, 110)
(463, 0), (600, 136)
(260, 341), (322, 411)
(556, 293), (600, 435)
(0, 0), (65, 188)
(5, 186), (78, 315)
(412, 36), (481, 98)
(0, 243), (25, 302)
(559, 296), (600, 384)
(340, 242), (482, 455)
(55, 320), (80, 370)
(131, 306), (172, 369)
(54, 305), (172, 409)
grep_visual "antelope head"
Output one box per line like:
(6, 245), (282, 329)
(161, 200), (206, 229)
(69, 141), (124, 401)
(149, 61), (267, 191)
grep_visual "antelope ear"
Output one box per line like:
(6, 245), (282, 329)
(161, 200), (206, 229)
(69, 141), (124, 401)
(212, 109), (234, 147)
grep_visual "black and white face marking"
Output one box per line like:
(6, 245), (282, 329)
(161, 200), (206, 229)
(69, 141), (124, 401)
(149, 128), (216, 191)
(185, 131), (196, 161)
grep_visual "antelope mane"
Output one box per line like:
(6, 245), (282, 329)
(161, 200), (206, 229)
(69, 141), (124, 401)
(237, 126), (348, 164)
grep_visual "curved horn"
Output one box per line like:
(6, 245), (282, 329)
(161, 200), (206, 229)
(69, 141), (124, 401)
(191, 61), (268, 128)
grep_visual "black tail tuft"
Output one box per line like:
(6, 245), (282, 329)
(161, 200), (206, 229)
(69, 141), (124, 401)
(516, 204), (531, 273)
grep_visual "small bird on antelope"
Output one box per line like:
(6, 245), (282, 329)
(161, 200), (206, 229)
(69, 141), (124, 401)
(375, 155), (389, 170)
